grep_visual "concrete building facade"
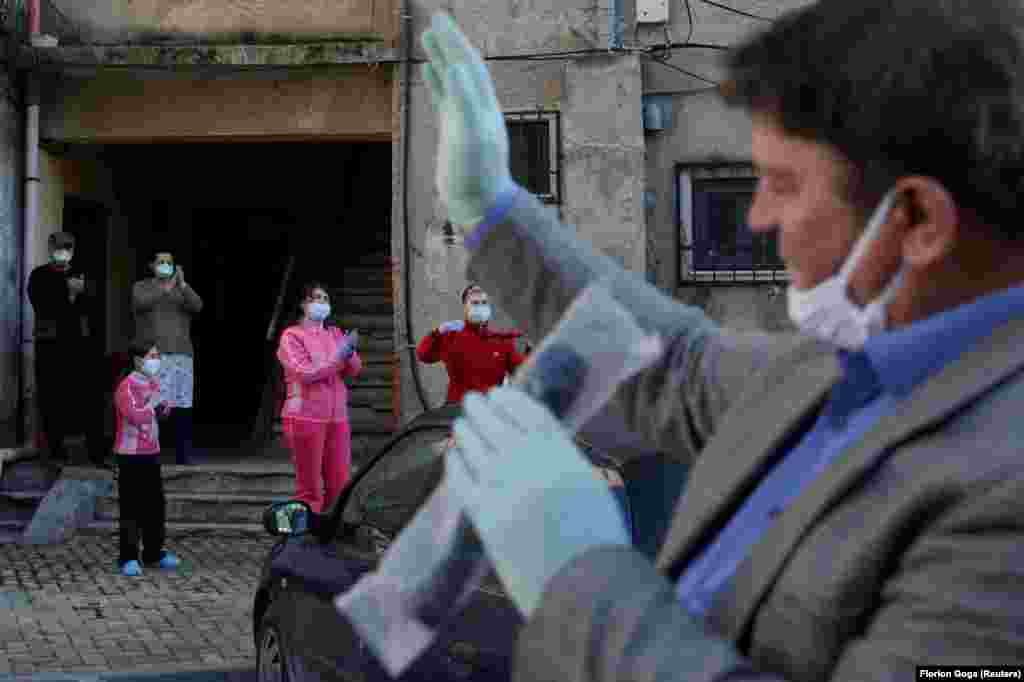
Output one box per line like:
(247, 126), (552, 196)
(0, 0), (814, 446)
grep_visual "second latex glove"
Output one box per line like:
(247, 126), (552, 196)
(420, 13), (515, 227)
(438, 320), (465, 334)
(335, 330), (359, 362)
(449, 387), (630, 619)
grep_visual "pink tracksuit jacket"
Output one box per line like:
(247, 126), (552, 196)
(113, 372), (161, 455)
(277, 322), (363, 423)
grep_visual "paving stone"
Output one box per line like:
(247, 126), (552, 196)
(0, 530), (276, 676)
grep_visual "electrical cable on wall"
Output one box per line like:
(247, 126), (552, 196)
(643, 54), (719, 86)
(697, 0), (773, 22)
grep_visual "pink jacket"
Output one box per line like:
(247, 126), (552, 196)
(277, 322), (363, 423)
(113, 372), (161, 455)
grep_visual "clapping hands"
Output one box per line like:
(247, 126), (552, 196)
(336, 329), (359, 362)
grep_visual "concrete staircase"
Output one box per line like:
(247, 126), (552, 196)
(89, 458), (297, 533)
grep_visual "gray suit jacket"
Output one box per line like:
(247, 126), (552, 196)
(465, 188), (1024, 682)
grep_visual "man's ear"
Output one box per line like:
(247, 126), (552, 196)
(896, 177), (959, 268)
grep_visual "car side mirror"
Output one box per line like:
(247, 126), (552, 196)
(264, 500), (314, 537)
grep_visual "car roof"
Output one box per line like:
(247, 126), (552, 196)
(395, 404), (619, 469)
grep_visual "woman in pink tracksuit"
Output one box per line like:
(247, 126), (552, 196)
(277, 282), (363, 513)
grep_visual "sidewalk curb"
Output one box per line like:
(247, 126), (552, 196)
(0, 667), (254, 681)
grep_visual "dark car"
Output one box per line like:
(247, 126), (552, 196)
(253, 404), (688, 682)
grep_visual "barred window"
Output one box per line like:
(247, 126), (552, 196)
(678, 163), (787, 284)
(506, 110), (561, 204)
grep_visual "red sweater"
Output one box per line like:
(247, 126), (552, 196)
(417, 324), (527, 404)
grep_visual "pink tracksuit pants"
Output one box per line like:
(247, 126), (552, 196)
(282, 418), (352, 513)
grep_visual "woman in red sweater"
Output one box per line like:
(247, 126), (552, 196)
(417, 284), (527, 405)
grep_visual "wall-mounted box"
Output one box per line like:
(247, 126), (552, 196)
(637, 0), (669, 24)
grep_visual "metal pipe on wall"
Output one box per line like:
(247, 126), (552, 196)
(19, 0), (42, 445)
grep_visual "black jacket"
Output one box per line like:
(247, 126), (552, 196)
(27, 264), (91, 343)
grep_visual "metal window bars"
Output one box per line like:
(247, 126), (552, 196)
(505, 109), (562, 205)
(676, 161), (789, 286)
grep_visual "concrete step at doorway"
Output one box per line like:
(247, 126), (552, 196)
(160, 463), (295, 496)
(96, 492), (291, 526)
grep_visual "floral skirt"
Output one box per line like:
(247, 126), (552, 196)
(157, 353), (194, 409)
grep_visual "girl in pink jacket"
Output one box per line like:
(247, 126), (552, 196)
(113, 337), (180, 577)
(277, 282), (363, 513)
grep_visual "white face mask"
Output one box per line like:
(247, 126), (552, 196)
(155, 263), (174, 278)
(52, 249), (72, 265)
(787, 190), (902, 350)
(307, 302), (331, 322)
(141, 358), (161, 377)
(467, 303), (492, 324)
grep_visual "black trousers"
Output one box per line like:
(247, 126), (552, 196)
(35, 341), (108, 463)
(116, 456), (167, 565)
(166, 408), (195, 464)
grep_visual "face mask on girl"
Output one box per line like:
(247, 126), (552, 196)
(52, 249), (72, 265)
(307, 302), (331, 322)
(155, 263), (174, 278)
(141, 358), (161, 377)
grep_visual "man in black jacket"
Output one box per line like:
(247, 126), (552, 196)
(27, 231), (107, 468)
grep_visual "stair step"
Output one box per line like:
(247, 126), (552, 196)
(160, 467), (295, 495)
(336, 297), (394, 316)
(84, 520), (267, 535)
(0, 490), (47, 516)
(344, 267), (391, 281)
(352, 336), (396, 354)
(339, 314), (395, 333)
(0, 490), (48, 503)
(339, 287), (393, 298)
(97, 492), (294, 525)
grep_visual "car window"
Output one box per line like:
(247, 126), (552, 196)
(342, 428), (452, 537)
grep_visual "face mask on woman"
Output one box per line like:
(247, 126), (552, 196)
(307, 302), (331, 322)
(155, 263), (174, 279)
(141, 358), (161, 377)
(467, 303), (492, 324)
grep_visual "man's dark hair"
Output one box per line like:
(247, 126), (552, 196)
(148, 248), (174, 263)
(48, 232), (75, 250)
(723, 0), (1024, 240)
(461, 284), (484, 303)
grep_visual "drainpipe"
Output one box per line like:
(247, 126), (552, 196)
(18, 0), (42, 446)
(399, 0), (433, 413)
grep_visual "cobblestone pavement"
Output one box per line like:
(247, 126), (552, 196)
(0, 530), (277, 677)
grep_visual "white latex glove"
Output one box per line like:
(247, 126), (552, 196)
(438, 320), (465, 334)
(448, 387), (630, 619)
(420, 13), (515, 228)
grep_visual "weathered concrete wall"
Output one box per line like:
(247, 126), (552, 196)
(393, 1), (647, 424)
(41, 68), (393, 143)
(563, 55), (645, 273)
(640, 0), (811, 331)
(45, 0), (398, 45)
(0, 72), (23, 425)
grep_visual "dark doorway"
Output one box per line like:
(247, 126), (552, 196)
(62, 195), (110, 353)
(189, 208), (299, 446)
(105, 141), (393, 450)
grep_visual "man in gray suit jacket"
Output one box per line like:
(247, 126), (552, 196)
(419, 1), (1024, 681)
